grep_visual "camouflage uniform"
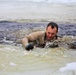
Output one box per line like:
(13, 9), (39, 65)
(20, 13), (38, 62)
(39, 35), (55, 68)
(22, 31), (57, 48)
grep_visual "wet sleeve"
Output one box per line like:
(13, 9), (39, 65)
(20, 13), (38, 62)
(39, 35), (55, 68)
(22, 36), (29, 47)
(22, 31), (45, 47)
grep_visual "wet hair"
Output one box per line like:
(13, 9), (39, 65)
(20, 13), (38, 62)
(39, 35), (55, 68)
(47, 22), (58, 32)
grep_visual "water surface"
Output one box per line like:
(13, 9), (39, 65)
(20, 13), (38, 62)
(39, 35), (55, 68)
(0, 21), (76, 75)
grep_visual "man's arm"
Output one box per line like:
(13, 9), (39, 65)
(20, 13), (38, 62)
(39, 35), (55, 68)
(22, 32), (35, 50)
(22, 37), (34, 51)
(22, 31), (45, 50)
(22, 37), (29, 47)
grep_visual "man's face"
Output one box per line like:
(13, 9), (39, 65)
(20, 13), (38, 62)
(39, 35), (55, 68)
(46, 26), (58, 41)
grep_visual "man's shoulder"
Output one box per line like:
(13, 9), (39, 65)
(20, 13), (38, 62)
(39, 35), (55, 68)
(35, 31), (45, 33)
(32, 31), (45, 35)
(27, 31), (45, 38)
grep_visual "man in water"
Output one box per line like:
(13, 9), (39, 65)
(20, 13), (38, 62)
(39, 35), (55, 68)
(22, 22), (58, 51)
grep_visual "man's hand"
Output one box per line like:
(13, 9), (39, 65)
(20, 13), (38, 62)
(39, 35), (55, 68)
(45, 41), (59, 48)
(25, 43), (34, 51)
(49, 42), (58, 48)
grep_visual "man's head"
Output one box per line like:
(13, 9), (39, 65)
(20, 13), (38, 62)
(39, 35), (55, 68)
(46, 22), (58, 41)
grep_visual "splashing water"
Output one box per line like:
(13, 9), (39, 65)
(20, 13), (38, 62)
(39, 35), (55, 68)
(0, 42), (76, 75)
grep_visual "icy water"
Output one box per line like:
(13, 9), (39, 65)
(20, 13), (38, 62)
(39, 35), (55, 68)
(0, 21), (76, 75)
